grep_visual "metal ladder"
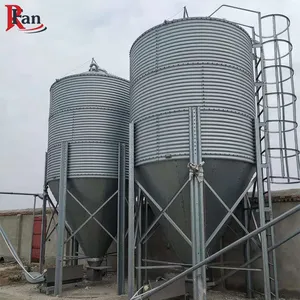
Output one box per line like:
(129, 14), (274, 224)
(253, 40), (279, 300)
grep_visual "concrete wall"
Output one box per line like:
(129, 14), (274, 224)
(220, 196), (300, 298)
(249, 201), (300, 298)
(272, 201), (300, 297)
(0, 208), (58, 265)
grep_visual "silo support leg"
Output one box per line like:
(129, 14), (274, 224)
(54, 142), (69, 297)
(117, 143), (126, 295)
(143, 201), (149, 283)
(39, 152), (48, 274)
(189, 107), (206, 300)
(243, 197), (253, 298)
(128, 122), (135, 299)
(190, 170), (206, 300)
(136, 188), (143, 290)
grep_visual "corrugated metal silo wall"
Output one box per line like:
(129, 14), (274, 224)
(48, 73), (129, 180)
(131, 17), (255, 165)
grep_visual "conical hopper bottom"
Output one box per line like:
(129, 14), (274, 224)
(48, 178), (118, 259)
(136, 159), (255, 264)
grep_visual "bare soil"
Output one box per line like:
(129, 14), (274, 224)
(0, 266), (299, 300)
(2, 284), (297, 300)
(0, 262), (23, 286)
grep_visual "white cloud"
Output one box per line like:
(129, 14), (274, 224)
(0, 0), (300, 209)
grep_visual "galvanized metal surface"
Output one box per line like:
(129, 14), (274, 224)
(117, 144), (126, 295)
(48, 72), (129, 180)
(131, 18), (255, 165)
(47, 70), (130, 259)
(54, 142), (68, 296)
(128, 122), (135, 299)
(130, 18), (256, 262)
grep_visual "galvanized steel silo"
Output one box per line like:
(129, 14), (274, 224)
(130, 17), (255, 263)
(47, 64), (129, 259)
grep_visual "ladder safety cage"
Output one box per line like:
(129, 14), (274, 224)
(254, 14), (300, 184)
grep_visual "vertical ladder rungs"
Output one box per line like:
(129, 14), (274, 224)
(255, 52), (278, 300)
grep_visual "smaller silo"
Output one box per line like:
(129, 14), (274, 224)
(47, 60), (129, 260)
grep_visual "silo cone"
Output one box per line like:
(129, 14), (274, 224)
(47, 63), (129, 260)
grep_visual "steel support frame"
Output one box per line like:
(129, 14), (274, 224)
(54, 142), (69, 296)
(244, 196), (253, 298)
(127, 111), (297, 300)
(39, 190), (78, 266)
(189, 107), (206, 300)
(128, 111), (245, 299)
(128, 122), (135, 299)
(129, 108), (263, 300)
(39, 152), (48, 273)
(117, 143), (126, 295)
(205, 177), (260, 250)
(131, 203), (300, 300)
(129, 144), (263, 297)
(127, 117), (197, 298)
(129, 168), (263, 299)
(66, 190), (118, 243)
(48, 142), (126, 296)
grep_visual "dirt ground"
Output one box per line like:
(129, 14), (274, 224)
(0, 280), (127, 300)
(0, 263), (299, 300)
(0, 283), (266, 300)
(1, 282), (299, 300)
(0, 265), (127, 300)
(0, 262), (22, 286)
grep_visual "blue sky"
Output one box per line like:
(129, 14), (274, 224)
(1, 0), (300, 209)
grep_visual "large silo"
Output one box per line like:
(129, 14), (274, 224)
(130, 17), (256, 263)
(47, 62), (129, 259)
